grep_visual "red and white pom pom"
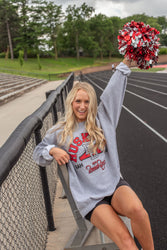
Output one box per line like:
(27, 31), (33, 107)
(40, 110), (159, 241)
(118, 20), (160, 69)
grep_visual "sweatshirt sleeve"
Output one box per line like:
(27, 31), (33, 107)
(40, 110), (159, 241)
(33, 129), (57, 167)
(98, 62), (131, 128)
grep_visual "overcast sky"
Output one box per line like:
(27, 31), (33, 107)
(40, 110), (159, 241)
(53, 0), (167, 18)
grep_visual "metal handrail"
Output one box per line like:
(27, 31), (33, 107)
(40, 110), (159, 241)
(0, 72), (74, 186)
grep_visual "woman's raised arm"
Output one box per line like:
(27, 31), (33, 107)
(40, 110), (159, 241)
(98, 59), (131, 129)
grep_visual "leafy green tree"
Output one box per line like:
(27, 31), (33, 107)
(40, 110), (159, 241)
(157, 16), (167, 31)
(13, 0), (30, 60)
(109, 16), (122, 58)
(28, 0), (47, 56)
(64, 3), (94, 59)
(42, 1), (63, 59)
(122, 13), (149, 24)
(1, 0), (167, 61)
(0, 0), (20, 59)
(89, 14), (114, 60)
(157, 16), (167, 46)
(14, 0), (47, 60)
(77, 29), (99, 58)
(160, 34), (167, 46)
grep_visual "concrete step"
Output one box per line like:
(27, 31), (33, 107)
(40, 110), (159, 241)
(0, 81), (45, 97)
(0, 78), (43, 88)
(0, 80), (47, 105)
(0, 79), (46, 94)
(0, 73), (48, 105)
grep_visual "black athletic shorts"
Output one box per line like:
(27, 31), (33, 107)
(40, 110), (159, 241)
(85, 178), (130, 222)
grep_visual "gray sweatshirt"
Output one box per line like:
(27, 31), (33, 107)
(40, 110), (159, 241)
(33, 62), (131, 217)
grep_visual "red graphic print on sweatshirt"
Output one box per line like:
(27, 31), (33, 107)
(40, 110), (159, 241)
(68, 133), (105, 173)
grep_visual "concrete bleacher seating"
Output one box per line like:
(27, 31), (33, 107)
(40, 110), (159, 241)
(0, 73), (48, 105)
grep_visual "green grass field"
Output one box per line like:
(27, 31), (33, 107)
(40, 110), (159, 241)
(0, 57), (165, 80)
(131, 67), (165, 72)
(0, 57), (121, 79)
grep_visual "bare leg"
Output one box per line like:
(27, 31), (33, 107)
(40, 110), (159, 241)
(111, 186), (154, 250)
(90, 204), (138, 250)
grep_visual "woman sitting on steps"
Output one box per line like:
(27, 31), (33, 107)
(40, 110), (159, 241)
(33, 58), (154, 250)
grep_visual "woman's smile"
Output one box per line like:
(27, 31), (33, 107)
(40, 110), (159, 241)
(72, 89), (89, 122)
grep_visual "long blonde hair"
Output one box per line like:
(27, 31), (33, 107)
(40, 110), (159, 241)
(53, 81), (106, 153)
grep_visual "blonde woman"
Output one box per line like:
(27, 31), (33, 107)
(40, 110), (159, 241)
(33, 58), (154, 250)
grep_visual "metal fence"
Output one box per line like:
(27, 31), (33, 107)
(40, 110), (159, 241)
(0, 73), (74, 250)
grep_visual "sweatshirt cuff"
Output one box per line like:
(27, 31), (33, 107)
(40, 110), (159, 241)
(116, 62), (131, 76)
(42, 145), (55, 161)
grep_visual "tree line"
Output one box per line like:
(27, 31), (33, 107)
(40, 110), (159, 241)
(0, 0), (167, 60)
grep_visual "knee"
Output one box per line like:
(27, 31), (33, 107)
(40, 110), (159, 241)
(129, 202), (148, 221)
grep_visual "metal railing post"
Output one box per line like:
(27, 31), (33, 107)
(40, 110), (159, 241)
(60, 90), (65, 114)
(45, 91), (58, 125)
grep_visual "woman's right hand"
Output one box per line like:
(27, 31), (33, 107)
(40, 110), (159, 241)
(123, 57), (132, 68)
(49, 147), (70, 165)
(123, 57), (137, 68)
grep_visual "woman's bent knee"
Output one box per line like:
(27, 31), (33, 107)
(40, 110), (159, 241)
(130, 203), (148, 221)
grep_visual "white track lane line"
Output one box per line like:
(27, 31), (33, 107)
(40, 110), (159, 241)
(123, 105), (167, 143)
(84, 75), (167, 143)
(126, 90), (167, 110)
(129, 77), (167, 85)
(84, 75), (104, 91)
(128, 83), (167, 95)
(129, 78), (167, 87)
(85, 75), (167, 107)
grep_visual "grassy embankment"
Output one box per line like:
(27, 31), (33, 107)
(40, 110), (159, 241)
(0, 57), (165, 80)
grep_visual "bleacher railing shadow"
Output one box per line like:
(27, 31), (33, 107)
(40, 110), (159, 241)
(0, 73), (74, 250)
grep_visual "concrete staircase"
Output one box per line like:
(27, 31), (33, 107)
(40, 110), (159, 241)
(0, 73), (48, 105)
